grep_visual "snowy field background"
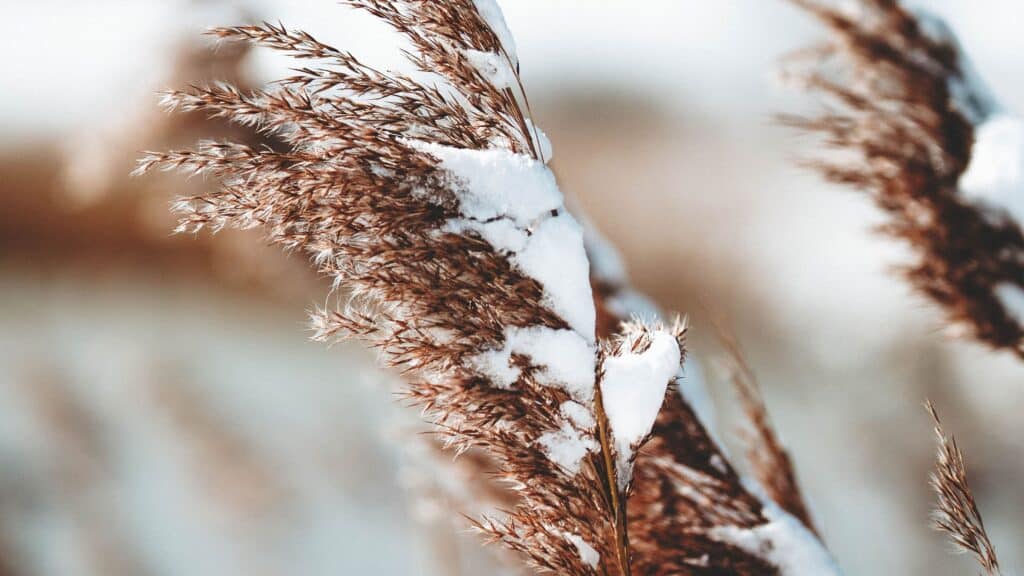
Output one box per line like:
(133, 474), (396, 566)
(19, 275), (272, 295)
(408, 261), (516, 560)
(2, 1), (1024, 574)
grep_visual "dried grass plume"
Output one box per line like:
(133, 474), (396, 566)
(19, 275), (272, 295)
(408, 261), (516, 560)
(927, 401), (1002, 576)
(139, 1), (836, 573)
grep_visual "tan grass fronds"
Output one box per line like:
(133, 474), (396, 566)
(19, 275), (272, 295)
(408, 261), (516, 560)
(64, 8), (263, 209)
(927, 401), (1001, 575)
(398, 434), (522, 574)
(414, 227), (832, 574)
(589, 241), (827, 572)
(784, 0), (1024, 357)
(140, 4), (619, 571)
(595, 299), (826, 572)
(710, 319), (818, 535)
(623, 322), (787, 575)
(140, 1), (835, 572)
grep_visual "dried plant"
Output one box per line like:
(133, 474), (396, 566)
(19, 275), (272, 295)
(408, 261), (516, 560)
(784, 4), (1024, 573)
(783, 0), (1024, 357)
(709, 317), (817, 535)
(589, 248), (828, 573)
(398, 432), (523, 575)
(139, 1), (835, 573)
(926, 402), (1002, 576)
(63, 21), (259, 208)
(411, 231), (831, 574)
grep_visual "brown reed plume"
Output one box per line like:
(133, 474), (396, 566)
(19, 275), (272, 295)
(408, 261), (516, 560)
(412, 230), (833, 573)
(926, 402), (1002, 575)
(783, 0), (1024, 357)
(588, 239), (828, 573)
(63, 16), (259, 208)
(139, 1), (835, 572)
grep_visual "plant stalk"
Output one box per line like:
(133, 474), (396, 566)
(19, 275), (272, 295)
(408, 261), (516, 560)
(594, 380), (632, 576)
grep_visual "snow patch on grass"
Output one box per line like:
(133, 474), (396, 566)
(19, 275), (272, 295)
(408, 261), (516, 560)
(464, 49), (516, 89)
(961, 114), (1024, 222)
(538, 422), (598, 475)
(472, 326), (596, 403)
(601, 331), (680, 487)
(473, 0), (517, 61)
(709, 503), (840, 575)
(564, 532), (600, 568)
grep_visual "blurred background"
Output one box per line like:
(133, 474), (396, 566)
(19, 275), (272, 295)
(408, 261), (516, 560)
(2, 1), (1024, 574)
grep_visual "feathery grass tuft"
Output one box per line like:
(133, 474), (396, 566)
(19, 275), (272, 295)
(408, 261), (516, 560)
(927, 401), (1001, 576)
(140, 2), (835, 573)
(784, 0), (1024, 357)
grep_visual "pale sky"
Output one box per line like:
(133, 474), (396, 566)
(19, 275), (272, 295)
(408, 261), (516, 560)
(4, 0), (1022, 137)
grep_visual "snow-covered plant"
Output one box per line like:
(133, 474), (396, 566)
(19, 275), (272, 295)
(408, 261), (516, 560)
(787, 3), (1012, 571)
(139, 1), (835, 573)
(784, 0), (1024, 357)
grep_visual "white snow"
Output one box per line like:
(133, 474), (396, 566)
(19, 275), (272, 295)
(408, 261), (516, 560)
(471, 326), (596, 403)
(579, 218), (663, 324)
(412, 107), (602, 478)
(560, 401), (596, 429)
(473, 0), (518, 62)
(537, 422), (598, 475)
(517, 215), (595, 337)
(914, 10), (997, 124)
(413, 141), (597, 339)
(995, 282), (1024, 327)
(442, 218), (528, 254)
(464, 49), (516, 90)
(411, 142), (561, 226)
(564, 533), (601, 568)
(580, 217), (665, 327)
(471, 327), (601, 474)
(960, 113), (1024, 222)
(579, 219), (721, 434)
(583, 222), (629, 287)
(709, 503), (840, 576)
(470, 339), (523, 391)
(600, 331), (680, 486)
(956, 112), (1024, 331)
(605, 292), (662, 325)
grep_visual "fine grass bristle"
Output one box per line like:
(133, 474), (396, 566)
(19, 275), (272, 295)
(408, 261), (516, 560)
(927, 401), (1002, 576)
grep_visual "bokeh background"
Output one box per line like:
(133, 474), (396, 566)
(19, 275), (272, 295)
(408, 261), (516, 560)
(2, 1), (1024, 574)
